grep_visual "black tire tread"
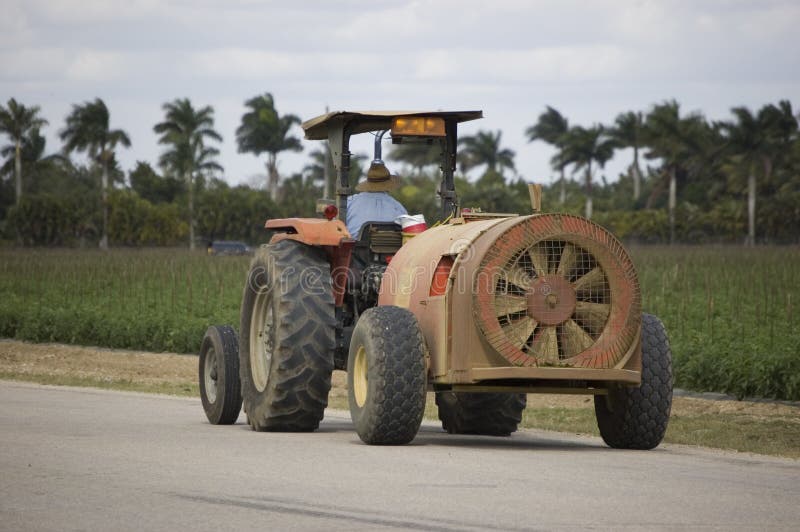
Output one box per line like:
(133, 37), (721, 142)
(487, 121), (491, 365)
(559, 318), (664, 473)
(240, 241), (335, 432)
(199, 325), (242, 425)
(348, 306), (427, 445)
(436, 392), (526, 436)
(594, 313), (673, 449)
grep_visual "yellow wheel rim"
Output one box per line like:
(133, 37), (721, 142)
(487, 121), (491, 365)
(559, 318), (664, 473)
(353, 346), (368, 408)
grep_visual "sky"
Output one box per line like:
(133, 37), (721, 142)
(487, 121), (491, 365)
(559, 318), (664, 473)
(2, 0), (799, 190)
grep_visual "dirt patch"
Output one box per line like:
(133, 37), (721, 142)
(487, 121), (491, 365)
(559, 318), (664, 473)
(674, 395), (800, 420)
(0, 339), (196, 387)
(331, 370), (349, 401)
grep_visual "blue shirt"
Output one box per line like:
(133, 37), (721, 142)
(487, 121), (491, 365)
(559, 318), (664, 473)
(346, 192), (407, 238)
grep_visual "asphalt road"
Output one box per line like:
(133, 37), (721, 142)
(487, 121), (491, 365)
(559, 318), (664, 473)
(1, 381), (798, 531)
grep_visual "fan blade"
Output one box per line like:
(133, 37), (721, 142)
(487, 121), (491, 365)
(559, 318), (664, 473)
(534, 326), (559, 363)
(502, 266), (532, 291)
(561, 319), (594, 355)
(528, 245), (549, 277)
(573, 267), (606, 296)
(495, 294), (527, 317)
(574, 301), (610, 334)
(557, 243), (577, 278)
(503, 317), (536, 348)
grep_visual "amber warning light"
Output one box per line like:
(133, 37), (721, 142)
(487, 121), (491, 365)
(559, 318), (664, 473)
(391, 116), (445, 137)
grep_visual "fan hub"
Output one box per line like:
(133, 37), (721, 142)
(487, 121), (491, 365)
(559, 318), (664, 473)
(527, 275), (576, 326)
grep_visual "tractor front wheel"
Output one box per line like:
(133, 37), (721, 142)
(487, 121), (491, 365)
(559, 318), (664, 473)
(347, 306), (427, 445)
(199, 325), (242, 425)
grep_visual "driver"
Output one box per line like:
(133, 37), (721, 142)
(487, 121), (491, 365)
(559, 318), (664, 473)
(346, 161), (407, 238)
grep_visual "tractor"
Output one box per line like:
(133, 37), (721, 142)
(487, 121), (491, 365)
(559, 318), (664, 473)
(198, 110), (673, 448)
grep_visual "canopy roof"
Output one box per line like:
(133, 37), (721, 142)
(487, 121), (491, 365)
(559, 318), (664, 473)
(302, 110), (483, 140)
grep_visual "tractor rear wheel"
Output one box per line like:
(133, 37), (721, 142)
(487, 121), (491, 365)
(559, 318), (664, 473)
(436, 392), (526, 436)
(199, 325), (242, 425)
(347, 306), (427, 445)
(239, 241), (335, 432)
(594, 313), (673, 449)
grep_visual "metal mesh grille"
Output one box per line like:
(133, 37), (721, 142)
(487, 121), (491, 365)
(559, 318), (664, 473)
(472, 215), (641, 369)
(493, 240), (610, 362)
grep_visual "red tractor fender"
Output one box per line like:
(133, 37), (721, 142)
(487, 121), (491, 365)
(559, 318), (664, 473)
(265, 217), (351, 245)
(265, 218), (354, 307)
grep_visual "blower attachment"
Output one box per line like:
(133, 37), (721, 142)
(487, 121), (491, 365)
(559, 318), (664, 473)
(473, 214), (641, 369)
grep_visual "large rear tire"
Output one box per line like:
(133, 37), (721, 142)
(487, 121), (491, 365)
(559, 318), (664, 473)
(436, 392), (526, 436)
(239, 241), (335, 432)
(199, 325), (242, 425)
(347, 306), (427, 445)
(595, 313), (673, 449)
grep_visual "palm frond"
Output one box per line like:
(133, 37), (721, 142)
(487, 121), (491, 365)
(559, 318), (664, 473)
(154, 97), (223, 178)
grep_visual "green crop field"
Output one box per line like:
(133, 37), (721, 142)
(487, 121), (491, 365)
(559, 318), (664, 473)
(1, 246), (799, 400)
(0, 249), (249, 354)
(633, 245), (800, 401)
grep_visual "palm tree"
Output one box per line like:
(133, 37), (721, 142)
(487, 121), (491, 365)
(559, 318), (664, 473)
(236, 93), (302, 201)
(526, 106), (570, 203)
(611, 111), (645, 201)
(303, 147), (329, 187)
(304, 147), (364, 196)
(720, 101), (798, 246)
(388, 142), (441, 176)
(561, 125), (616, 219)
(770, 100), (798, 146)
(1, 128), (66, 187)
(458, 130), (515, 177)
(60, 98), (130, 249)
(643, 100), (708, 245)
(0, 98), (49, 205)
(1, 128), (45, 177)
(154, 98), (223, 250)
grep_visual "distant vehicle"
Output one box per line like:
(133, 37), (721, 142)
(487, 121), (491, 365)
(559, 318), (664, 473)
(207, 241), (252, 256)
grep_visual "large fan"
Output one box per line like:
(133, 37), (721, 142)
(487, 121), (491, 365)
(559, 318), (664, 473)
(493, 240), (611, 363)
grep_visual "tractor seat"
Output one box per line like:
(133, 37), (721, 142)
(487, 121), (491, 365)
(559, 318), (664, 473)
(355, 222), (403, 254)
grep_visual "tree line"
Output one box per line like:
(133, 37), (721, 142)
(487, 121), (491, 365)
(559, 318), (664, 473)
(393, 100), (800, 245)
(525, 101), (799, 245)
(1, 95), (799, 247)
(0, 94), (305, 248)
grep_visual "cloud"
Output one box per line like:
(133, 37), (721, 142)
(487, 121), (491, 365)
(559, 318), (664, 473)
(0, 48), (69, 82)
(0, 47), (174, 86)
(609, 0), (800, 83)
(332, 1), (436, 43)
(187, 49), (384, 81)
(0, 2), (33, 48)
(66, 50), (129, 82)
(26, 0), (160, 24)
(414, 46), (630, 84)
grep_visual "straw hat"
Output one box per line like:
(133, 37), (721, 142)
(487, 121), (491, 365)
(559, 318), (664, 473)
(355, 161), (401, 192)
